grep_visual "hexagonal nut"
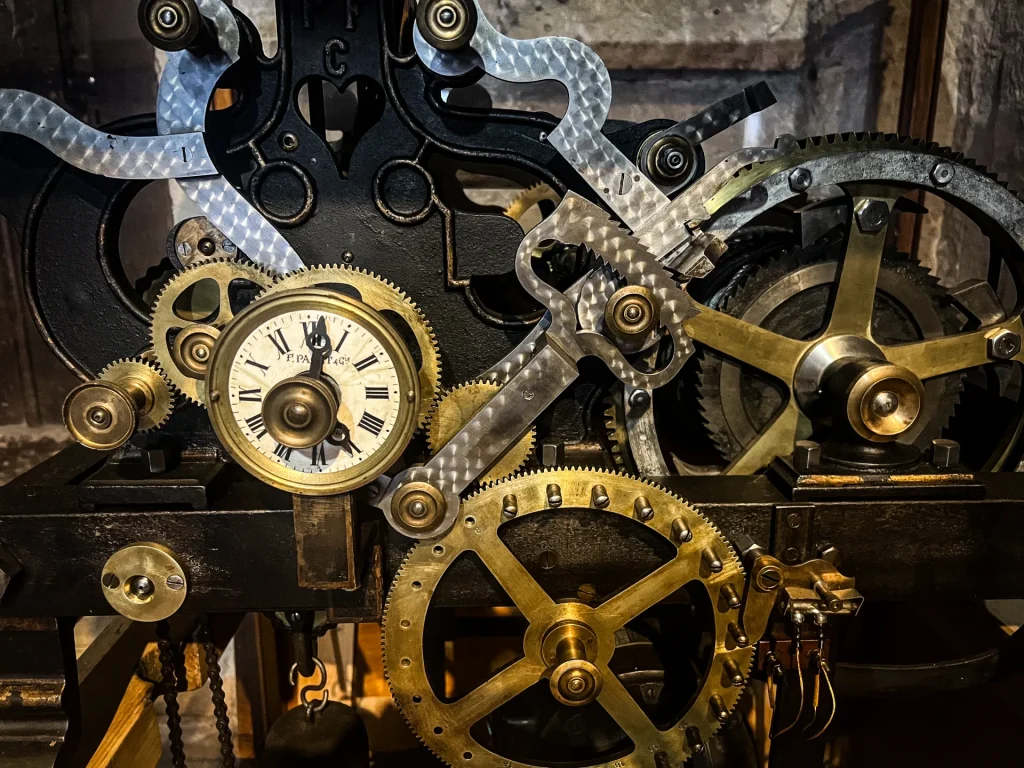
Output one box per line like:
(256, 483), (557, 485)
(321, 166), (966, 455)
(818, 544), (841, 566)
(789, 167), (812, 192)
(987, 328), (1021, 360)
(854, 199), (890, 233)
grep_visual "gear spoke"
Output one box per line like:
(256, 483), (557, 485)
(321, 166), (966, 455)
(472, 536), (556, 623)
(882, 314), (1024, 380)
(596, 554), (697, 631)
(446, 656), (546, 727)
(724, 397), (802, 475)
(596, 669), (677, 761)
(684, 306), (808, 382)
(824, 192), (899, 338)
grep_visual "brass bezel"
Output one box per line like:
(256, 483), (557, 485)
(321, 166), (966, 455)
(207, 288), (420, 496)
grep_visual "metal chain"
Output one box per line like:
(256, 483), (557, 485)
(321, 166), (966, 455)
(156, 620), (187, 768)
(200, 619), (236, 768)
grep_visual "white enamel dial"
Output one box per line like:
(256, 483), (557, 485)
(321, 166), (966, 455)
(229, 309), (402, 473)
(207, 289), (419, 495)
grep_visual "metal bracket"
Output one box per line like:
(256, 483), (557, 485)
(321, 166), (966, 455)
(772, 503), (816, 565)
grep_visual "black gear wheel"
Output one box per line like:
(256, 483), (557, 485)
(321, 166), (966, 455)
(695, 230), (964, 462)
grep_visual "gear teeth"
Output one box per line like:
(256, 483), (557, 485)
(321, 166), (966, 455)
(383, 469), (748, 765)
(425, 380), (537, 484)
(742, 132), (1021, 198)
(150, 257), (278, 406)
(257, 263), (442, 427)
(98, 354), (177, 432)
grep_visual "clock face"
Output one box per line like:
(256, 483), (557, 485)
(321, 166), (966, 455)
(228, 309), (403, 475)
(207, 289), (419, 495)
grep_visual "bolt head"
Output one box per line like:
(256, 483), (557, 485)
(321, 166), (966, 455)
(988, 328), (1021, 360)
(157, 5), (180, 29)
(855, 199), (890, 233)
(628, 389), (650, 410)
(931, 161), (955, 186)
(931, 438), (961, 469)
(165, 574), (185, 591)
(818, 545), (841, 565)
(789, 167), (812, 192)
(793, 440), (821, 472)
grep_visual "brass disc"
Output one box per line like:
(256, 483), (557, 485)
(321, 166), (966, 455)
(63, 381), (138, 451)
(383, 469), (752, 768)
(258, 265), (441, 428)
(425, 381), (536, 484)
(101, 543), (187, 622)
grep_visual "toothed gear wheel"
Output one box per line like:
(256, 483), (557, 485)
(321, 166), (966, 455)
(150, 258), (278, 405)
(99, 357), (176, 432)
(383, 468), (752, 768)
(426, 381), (536, 484)
(696, 236), (964, 462)
(603, 388), (635, 473)
(503, 183), (563, 232)
(258, 264), (441, 428)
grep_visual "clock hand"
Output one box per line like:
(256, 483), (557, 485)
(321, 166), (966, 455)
(328, 423), (362, 457)
(304, 316), (331, 379)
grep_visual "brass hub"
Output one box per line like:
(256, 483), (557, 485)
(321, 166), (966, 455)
(173, 324), (220, 379)
(605, 285), (658, 340)
(541, 620), (602, 706)
(844, 362), (924, 441)
(63, 382), (138, 451)
(262, 376), (340, 450)
(391, 481), (447, 534)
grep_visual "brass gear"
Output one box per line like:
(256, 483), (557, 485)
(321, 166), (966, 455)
(503, 183), (562, 232)
(258, 265), (441, 428)
(425, 381), (536, 484)
(383, 468), (752, 768)
(603, 389), (634, 472)
(98, 357), (176, 433)
(150, 258), (277, 405)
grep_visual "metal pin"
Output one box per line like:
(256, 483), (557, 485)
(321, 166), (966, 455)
(813, 575), (843, 612)
(710, 693), (729, 722)
(723, 658), (745, 687)
(671, 517), (692, 544)
(686, 726), (706, 754)
(502, 494), (518, 519)
(721, 583), (741, 609)
(634, 495), (654, 521)
(546, 484), (562, 507)
(728, 622), (749, 647)
(702, 547), (723, 573)
(591, 484), (609, 508)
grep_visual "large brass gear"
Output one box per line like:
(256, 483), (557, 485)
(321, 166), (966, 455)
(383, 468), (752, 768)
(258, 265), (441, 428)
(425, 381), (536, 484)
(150, 258), (277, 405)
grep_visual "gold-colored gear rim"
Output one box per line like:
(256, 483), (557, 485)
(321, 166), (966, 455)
(150, 258), (277, 405)
(426, 381), (536, 484)
(259, 265), (441, 428)
(383, 469), (752, 768)
(99, 358), (176, 432)
(206, 288), (420, 496)
(504, 183), (562, 232)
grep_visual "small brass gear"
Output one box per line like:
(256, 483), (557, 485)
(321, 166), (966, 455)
(99, 357), (176, 432)
(602, 388), (634, 472)
(383, 468), (752, 768)
(258, 265), (441, 428)
(503, 182), (562, 232)
(425, 380), (536, 484)
(150, 258), (277, 405)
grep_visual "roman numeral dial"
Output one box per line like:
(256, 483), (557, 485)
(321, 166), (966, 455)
(206, 289), (421, 497)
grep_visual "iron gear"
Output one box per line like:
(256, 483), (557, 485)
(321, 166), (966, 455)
(694, 236), (963, 465)
(383, 468), (753, 768)
(503, 182), (562, 232)
(150, 258), (278, 406)
(425, 380), (536, 484)
(257, 265), (442, 428)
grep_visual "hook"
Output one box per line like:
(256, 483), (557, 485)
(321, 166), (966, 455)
(806, 658), (836, 740)
(289, 657), (330, 720)
(764, 651), (783, 711)
(773, 631), (805, 738)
